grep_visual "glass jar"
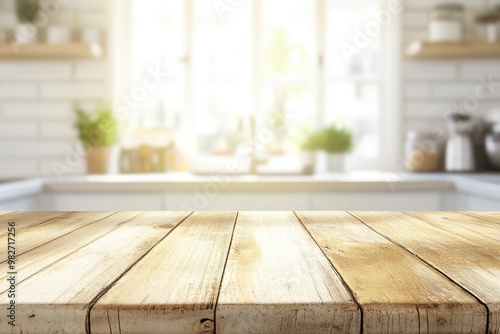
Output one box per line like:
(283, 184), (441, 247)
(475, 10), (500, 43)
(404, 131), (439, 172)
(429, 3), (465, 42)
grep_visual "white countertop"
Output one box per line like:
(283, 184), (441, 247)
(42, 172), (455, 192)
(0, 179), (43, 202)
(1, 172), (500, 200)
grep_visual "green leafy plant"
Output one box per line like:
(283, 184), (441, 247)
(74, 106), (118, 148)
(301, 125), (353, 154)
(301, 131), (321, 152)
(15, 0), (40, 23)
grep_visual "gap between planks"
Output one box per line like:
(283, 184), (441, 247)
(292, 211), (365, 334)
(349, 211), (495, 334)
(0, 212), (148, 294)
(298, 211), (487, 334)
(213, 212), (239, 334)
(85, 211), (194, 334)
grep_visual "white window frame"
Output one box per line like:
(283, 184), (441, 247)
(111, 0), (401, 171)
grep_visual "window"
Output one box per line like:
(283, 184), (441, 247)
(121, 0), (388, 171)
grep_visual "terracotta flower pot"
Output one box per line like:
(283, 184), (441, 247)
(86, 146), (118, 174)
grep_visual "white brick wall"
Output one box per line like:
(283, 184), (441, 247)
(0, 61), (72, 81)
(40, 83), (107, 99)
(0, 83), (37, 99)
(405, 83), (431, 99)
(0, 0), (111, 178)
(401, 0), (500, 163)
(0, 121), (37, 138)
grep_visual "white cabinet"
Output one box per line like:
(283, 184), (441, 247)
(41, 190), (453, 211)
(0, 195), (39, 211)
(311, 191), (443, 211)
(440, 192), (500, 210)
(164, 192), (310, 211)
(166, 191), (444, 211)
(43, 192), (164, 211)
(464, 194), (500, 211)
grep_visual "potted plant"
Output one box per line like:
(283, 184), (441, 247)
(476, 10), (500, 42)
(302, 125), (353, 172)
(300, 131), (321, 174)
(15, 0), (40, 44)
(316, 125), (353, 172)
(75, 106), (119, 175)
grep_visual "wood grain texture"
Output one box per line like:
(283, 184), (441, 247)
(1, 211), (497, 334)
(0, 211), (70, 235)
(0, 212), (143, 293)
(463, 212), (500, 225)
(90, 211), (237, 334)
(0, 211), (114, 262)
(296, 211), (486, 334)
(216, 212), (360, 334)
(0, 211), (14, 216)
(351, 211), (500, 334)
(405, 211), (500, 249)
(0, 211), (191, 334)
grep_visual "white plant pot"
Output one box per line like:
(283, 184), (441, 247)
(301, 152), (316, 174)
(326, 154), (345, 172)
(16, 23), (38, 44)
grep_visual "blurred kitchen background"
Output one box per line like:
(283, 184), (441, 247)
(1, 0), (500, 211)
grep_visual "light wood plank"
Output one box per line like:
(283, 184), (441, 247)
(296, 211), (486, 334)
(216, 212), (360, 334)
(0, 212), (143, 292)
(0, 211), (14, 216)
(351, 211), (500, 334)
(463, 212), (500, 225)
(0, 211), (191, 334)
(0, 211), (114, 261)
(405, 211), (500, 246)
(0, 211), (70, 235)
(90, 211), (237, 334)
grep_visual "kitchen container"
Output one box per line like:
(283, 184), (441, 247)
(15, 23), (37, 44)
(486, 123), (500, 169)
(46, 25), (71, 44)
(429, 3), (464, 42)
(404, 131), (439, 172)
(81, 28), (101, 44)
(445, 113), (476, 172)
(475, 10), (500, 42)
(119, 127), (173, 173)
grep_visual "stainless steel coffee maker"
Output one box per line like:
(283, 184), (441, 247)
(445, 113), (476, 172)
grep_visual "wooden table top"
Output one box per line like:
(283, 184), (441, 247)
(0, 211), (498, 334)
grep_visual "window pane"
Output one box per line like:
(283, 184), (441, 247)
(193, 1), (252, 155)
(261, 0), (316, 154)
(130, 0), (185, 127)
(325, 0), (380, 158)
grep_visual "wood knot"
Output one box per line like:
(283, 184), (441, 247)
(192, 318), (214, 333)
(154, 224), (175, 229)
